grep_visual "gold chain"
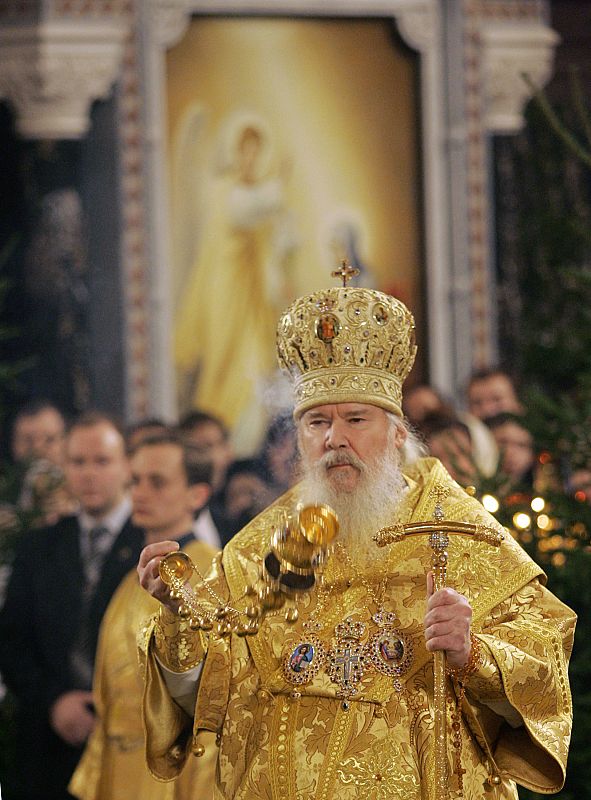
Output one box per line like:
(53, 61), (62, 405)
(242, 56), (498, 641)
(303, 576), (331, 632)
(303, 543), (388, 632)
(334, 543), (387, 611)
(163, 557), (242, 625)
(191, 561), (240, 614)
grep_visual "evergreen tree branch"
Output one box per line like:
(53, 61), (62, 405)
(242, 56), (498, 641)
(523, 72), (591, 170)
(569, 65), (591, 150)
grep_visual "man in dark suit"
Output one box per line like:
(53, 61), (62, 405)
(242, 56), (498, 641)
(0, 411), (143, 800)
(178, 410), (235, 546)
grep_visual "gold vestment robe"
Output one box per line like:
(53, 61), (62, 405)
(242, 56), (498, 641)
(140, 458), (576, 800)
(71, 539), (218, 800)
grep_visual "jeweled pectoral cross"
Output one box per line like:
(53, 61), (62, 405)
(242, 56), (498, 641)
(331, 258), (360, 287)
(335, 646), (359, 684)
(328, 642), (367, 699)
(327, 618), (367, 698)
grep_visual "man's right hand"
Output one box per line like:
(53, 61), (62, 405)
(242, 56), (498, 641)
(50, 690), (95, 746)
(137, 540), (182, 612)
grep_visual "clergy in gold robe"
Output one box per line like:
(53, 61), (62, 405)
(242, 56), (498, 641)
(71, 432), (219, 800)
(70, 537), (217, 800)
(137, 283), (575, 800)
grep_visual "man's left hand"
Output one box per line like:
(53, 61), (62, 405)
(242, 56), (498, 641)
(423, 571), (472, 669)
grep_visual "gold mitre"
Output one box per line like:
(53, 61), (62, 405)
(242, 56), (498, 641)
(276, 272), (417, 419)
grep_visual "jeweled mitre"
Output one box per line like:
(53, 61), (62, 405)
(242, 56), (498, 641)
(276, 287), (417, 418)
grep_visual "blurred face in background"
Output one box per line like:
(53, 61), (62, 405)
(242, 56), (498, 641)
(403, 386), (445, 427)
(12, 408), (66, 466)
(468, 375), (521, 421)
(184, 421), (233, 492)
(491, 421), (534, 481)
(427, 427), (476, 485)
(266, 432), (297, 491)
(225, 471), (272, 521)
(64, 422), (129, 518)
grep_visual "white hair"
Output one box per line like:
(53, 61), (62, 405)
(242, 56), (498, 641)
(385, 412), (428, 467)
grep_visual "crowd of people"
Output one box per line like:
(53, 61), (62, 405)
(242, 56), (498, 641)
(0, 399), (299, 799)
(0, 402), (300, 553)
(404, 369), (538, 494)
(0, 323), (577, 799)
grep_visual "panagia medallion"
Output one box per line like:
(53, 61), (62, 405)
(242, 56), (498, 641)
(282, 636), (325, 686)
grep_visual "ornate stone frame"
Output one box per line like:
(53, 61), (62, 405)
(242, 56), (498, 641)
(136, 0), (558, 421)
(141, 0), (452, 420)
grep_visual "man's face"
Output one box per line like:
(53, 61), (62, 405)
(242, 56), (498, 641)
(64, 422), (129, 518)
(428, 428), (476, 484)
(12, 408), (66, 466)
(225, 472), (271, 520)
(403, 386), (442, 425)
(130, 443), (208, 539)
(468, 375), (521, 421)
(184, 422), (233, 491)
(297, 403), (406, 493)
(491, 422), (534, 480)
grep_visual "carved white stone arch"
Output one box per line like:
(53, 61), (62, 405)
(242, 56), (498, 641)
(0, 19), (128, 139)
(480, 21), (560, 134)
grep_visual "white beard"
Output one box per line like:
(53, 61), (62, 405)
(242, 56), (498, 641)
(297, 443), (407, 567)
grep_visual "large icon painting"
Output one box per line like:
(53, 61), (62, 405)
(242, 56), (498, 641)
(167, 16), (423, 452)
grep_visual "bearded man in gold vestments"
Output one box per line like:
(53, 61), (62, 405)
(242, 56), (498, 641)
(138, 282), (575, 800)
(70, 432), (218, 800)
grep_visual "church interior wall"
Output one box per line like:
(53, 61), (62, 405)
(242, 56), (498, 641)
(0, 0), (576, 450)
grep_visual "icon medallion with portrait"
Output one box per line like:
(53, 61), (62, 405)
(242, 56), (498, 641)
(315, 314), (340, 343)
(369, 629), (413, 678)
(282, 637), (325, 685)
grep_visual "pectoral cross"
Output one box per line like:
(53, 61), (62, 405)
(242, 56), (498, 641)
(328, 639), (367, 697)
(331, 259), (360, 287)
(335, 645), (359, 685)
(429, 484), (450, 521)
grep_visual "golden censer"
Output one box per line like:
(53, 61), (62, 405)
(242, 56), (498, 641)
(158, 503), (339, 636)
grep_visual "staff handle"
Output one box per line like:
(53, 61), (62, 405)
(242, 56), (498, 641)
(374, 511), (503, 800)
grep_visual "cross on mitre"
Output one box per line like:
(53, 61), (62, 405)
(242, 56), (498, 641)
(331, 259), (360, 287)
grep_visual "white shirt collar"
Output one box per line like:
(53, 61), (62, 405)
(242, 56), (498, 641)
(193, 507), (221, 549)
(79, 495), (132, 537)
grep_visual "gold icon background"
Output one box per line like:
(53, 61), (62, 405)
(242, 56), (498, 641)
(167, 17), (424, 450)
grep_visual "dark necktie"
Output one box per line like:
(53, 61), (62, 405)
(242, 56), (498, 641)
(70, 524), (111, 688)
(83, 524), (111, 597)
